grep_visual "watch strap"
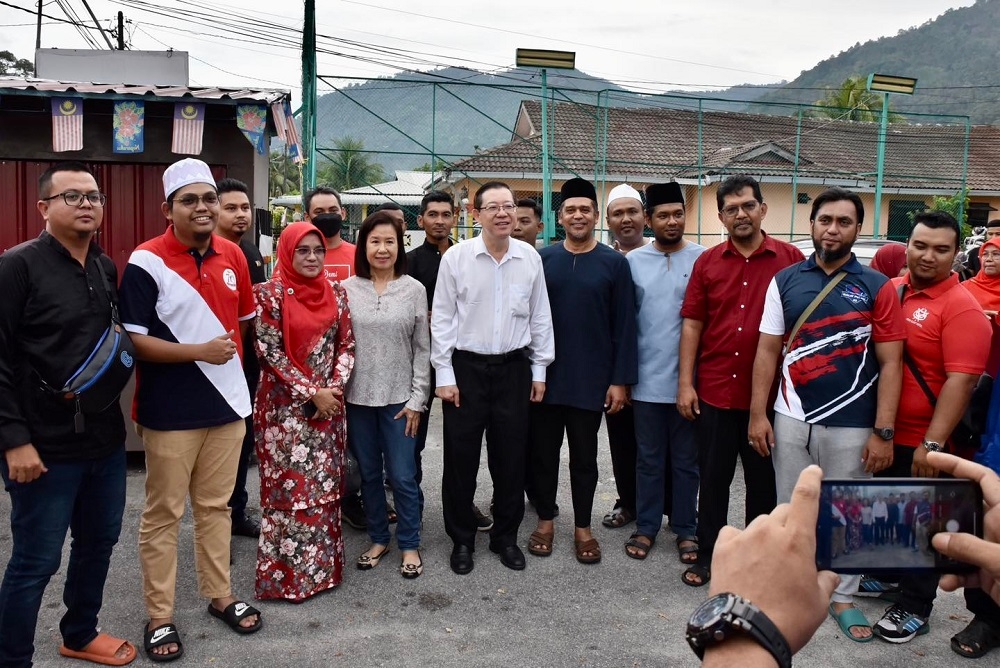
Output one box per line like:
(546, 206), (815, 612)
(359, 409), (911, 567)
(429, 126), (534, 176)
(730, 598), (793, 668)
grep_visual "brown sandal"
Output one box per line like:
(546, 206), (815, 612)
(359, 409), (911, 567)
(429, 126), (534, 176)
(625, 533), (654, 560)
(575, 538), (602, 564)
(527, 531), (553, 557)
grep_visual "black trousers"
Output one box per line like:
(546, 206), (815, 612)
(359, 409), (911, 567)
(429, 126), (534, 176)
(694, 402), (777, 568)
(413, 368), (436, 514)
(605, 405), (640, 514)
(228, 370), (258, 518)
(530, 403), (603, 527)
(442, 350), (531, 550)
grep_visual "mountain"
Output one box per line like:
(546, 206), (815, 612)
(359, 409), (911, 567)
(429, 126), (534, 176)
(750, 0), (1000, 123)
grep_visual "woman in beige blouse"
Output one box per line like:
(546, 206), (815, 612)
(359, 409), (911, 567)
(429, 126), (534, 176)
(342, 211), (430, 578)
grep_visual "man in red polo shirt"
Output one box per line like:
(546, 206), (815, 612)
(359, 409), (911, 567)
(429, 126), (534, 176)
(872, 211), (992, 646)
(677, 175), (804, 587)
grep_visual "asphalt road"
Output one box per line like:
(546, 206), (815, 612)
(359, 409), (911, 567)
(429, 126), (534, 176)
(0, 405), (978, 667)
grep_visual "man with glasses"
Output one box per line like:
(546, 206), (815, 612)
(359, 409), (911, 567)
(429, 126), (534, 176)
(431, 181), (554, 574)
(0, 162), (136, 667)
(677, 175), (803, 588)
(119, 159), (261, 661)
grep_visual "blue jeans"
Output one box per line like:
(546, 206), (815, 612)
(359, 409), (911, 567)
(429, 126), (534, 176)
(0, 449), (126, 667)
(633, 401), (699, 538)
(346, 403), (421, 551)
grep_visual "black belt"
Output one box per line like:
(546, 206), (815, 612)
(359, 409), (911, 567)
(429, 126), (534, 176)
(453, 347), (528, 364)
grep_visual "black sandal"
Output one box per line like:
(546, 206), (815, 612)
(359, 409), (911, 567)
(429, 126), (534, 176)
(624, 533), (654, 560)
(682, 564), (711, 587)
(951, 617), (1000, 658)
(143, 622), (184, 663)
(602, 506), (635, 529)
(207, 601), (262, 635)
(676, 536), (699, 564)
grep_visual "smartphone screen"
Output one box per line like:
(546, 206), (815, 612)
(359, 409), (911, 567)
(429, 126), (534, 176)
(817, 478), (982, 574)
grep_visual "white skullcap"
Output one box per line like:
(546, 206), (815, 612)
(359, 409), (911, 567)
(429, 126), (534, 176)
(607, 183), (642, 206)
(163, 158), (216, 199)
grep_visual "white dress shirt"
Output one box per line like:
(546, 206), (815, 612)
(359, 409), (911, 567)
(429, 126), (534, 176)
(430, 235), (554, 387)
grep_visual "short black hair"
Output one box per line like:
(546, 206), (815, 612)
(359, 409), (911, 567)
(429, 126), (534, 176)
(39, 161), (95, 199)
(910, 210), (961, 250)
(420, 190), (454, 215)
(474, 181), (513, 210)
(354, 211), (408, 279)
(517, 198), (542, 220)
(809, 187), (865, 227)
(374, 201), (402, 213)
(303, 186), (342, 213)
(216, 177), (248, 196)
(716, 175), (763, 210)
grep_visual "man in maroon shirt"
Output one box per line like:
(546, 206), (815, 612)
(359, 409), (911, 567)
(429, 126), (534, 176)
(677, 175), (804, 586)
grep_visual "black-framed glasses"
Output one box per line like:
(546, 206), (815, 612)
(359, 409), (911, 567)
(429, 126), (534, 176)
(720, 201), (759, 219)
(42, 190), (106, 207)
(173, 193), (219, 208)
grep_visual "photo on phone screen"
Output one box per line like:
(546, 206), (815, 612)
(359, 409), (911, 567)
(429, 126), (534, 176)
(817, 478), (982, 574)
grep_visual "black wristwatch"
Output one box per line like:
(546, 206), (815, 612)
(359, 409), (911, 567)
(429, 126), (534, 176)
(873, 426), (894, 441)
(686, 593), (792, 668)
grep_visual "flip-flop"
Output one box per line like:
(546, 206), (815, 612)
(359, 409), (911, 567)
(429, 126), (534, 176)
(60, 633), (137, 666)
(142, 622), (183, 663)
(207, 601), (262, 635)
(828, 603), (874, 643)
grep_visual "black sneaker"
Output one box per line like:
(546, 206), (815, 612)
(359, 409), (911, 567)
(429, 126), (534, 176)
(342, 493), (367, 530)
(231, 514), (261, 538)
(473, 504), (494, 532)
(873, 604), (930, 643)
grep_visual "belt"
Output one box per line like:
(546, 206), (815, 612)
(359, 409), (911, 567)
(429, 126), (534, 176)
(453, 347), (529, 364)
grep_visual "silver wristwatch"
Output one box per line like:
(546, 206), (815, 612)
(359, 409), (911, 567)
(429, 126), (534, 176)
(921, 439), (943, 452)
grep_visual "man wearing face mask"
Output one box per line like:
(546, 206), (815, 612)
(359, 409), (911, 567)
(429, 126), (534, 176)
(303, 186), (356, 282)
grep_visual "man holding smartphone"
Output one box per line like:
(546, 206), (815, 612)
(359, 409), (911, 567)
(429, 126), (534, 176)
(871, 211), (992, 645)
(749, 187), (906, 641)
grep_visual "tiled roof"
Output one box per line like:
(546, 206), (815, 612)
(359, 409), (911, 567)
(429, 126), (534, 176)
(0, 78), (289, 104)
(450, 100), (1000, 192)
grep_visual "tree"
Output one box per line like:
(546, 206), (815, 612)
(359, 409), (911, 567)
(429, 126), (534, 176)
(812, 76), (905, 123)
(316, 137), (385, 191)
(269, 150), (301, 197)
(0, 51), (33, 77)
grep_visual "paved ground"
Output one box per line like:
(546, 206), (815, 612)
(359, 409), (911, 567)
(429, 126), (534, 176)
(0, 404), (979, 667)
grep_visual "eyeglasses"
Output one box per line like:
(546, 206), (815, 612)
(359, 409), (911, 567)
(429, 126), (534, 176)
(982, 251), (1000, 261)
(42, 190), (106, 207)
(173, 193), (219, 208)
(720, 201), (760, 219)
(479, 203), (516, 215)
(294, 246), (327, 258)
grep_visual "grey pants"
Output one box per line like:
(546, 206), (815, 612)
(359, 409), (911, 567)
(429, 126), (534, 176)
(773, 413), (870, 604)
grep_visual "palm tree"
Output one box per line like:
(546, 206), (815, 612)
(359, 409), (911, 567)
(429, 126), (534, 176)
(813, 76), (905, 123)
(316, 137), (386, 191)
(269, 150), (301, 197)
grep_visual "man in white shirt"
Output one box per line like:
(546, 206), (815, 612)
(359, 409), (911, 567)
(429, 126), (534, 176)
(431, 181), (555, 575)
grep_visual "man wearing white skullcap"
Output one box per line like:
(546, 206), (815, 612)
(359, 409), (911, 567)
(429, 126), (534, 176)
(607, 184), (648, 254)
(119, 158), (262, 661)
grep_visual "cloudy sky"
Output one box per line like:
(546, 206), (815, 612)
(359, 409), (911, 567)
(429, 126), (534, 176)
(0, 0), (976, 99)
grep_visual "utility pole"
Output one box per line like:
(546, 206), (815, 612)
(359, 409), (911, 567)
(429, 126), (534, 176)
(117, 12), (125, 50)
(301, 0), (317, 191)
(35, 0), (42, 49)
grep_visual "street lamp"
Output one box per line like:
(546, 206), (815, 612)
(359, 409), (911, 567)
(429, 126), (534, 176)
(867, 73), (917, 237)
(516, 48), (576, 245)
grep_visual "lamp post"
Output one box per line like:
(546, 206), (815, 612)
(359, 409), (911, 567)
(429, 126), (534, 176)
(867, 73), (917, 237)
(515, 48), (576, 245)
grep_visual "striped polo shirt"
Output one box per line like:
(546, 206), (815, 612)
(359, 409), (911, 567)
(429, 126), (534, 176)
(120, 226), (254, 430)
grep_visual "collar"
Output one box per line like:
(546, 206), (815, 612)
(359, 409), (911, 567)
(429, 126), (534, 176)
(38, 229), (104, 260)
(721, 230), (778, 258)
(800, 253), (864, 275)
(420, 237), (454, 253)
(163, 224), (218, 258)
(898, 272), (960, 299)
(473, 234), (526, 260)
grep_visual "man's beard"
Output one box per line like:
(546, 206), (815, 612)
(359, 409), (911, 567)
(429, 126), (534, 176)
(814, 243), (851, 264)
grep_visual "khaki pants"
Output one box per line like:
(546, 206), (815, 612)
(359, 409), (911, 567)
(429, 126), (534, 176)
(138, 420), (245, 618)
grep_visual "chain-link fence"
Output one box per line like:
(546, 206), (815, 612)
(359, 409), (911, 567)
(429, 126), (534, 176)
(297, 76), (976, 249)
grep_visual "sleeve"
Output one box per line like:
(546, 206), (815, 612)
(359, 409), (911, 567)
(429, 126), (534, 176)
(0, 253), (32, 451)
(430, 252), (460, 386)
(942, 305), (992, 375)
(253, 281), (323, 406)
(330, 283), (355, 394)
(610, 256), (638, 386)
(680, 253), (709, 321)
(872, 280), (907, 342)
(758, 278), (786, 336)
(408, 282), (431, 411)
(234, 249), (255, 321)
(118, 257), (159, 336)
(527, 255), (555, 382)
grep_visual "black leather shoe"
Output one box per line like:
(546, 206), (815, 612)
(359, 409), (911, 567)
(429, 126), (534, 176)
(450, 544), (474, 575)
(231, 514), (261, 538)
(491, 544), (526, 571)
(341, 493), (367, 530)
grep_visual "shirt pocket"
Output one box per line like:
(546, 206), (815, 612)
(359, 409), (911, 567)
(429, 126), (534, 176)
(509, 284), (531, 318)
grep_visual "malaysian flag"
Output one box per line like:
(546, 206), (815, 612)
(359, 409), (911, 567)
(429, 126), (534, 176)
(171, 102), (205, 155)
(270, 101), (287, 142)
(51, 97), (83, 152)
(283, 102), (303, 164)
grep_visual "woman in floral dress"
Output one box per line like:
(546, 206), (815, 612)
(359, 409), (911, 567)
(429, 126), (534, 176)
(253, 221), (355, 602)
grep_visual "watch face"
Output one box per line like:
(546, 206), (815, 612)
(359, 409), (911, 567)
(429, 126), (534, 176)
(691, 594), (731, 628)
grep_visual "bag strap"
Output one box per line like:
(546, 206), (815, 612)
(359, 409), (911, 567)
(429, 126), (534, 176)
(897, 283), (938, 408)
(784, 271), (848, 354)
(91, 256), (121, 323)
